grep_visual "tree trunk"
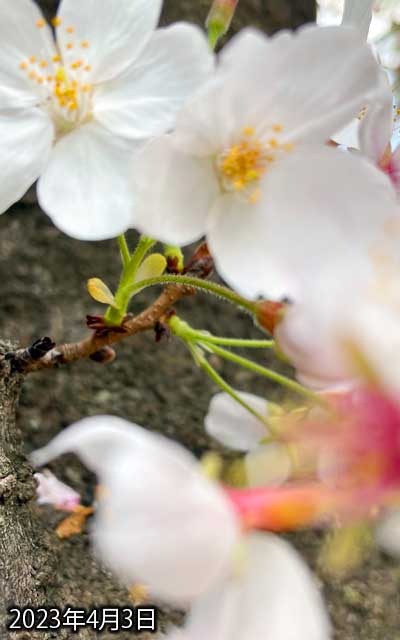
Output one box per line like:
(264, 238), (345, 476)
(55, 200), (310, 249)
(0, 344), (79, 638)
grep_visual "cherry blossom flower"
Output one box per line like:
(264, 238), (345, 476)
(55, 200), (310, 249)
(334, 70), (400, 195)
(341, 0), (374, 39)
(34, 468), (80, 511)
(32, 416), (331, 638)
(298, 388), (400, 510)
(31, 415), (240, 602)
(205, 391), (291, 486)
(275, 253), (400, 392)
(295, 388), (400, 558)
(132, 24), (396, 299)
(0, 0), (213, 240)
(165, 533), (331, 640)
(227, 387), (400, 562)
(357, 86), (400, 194)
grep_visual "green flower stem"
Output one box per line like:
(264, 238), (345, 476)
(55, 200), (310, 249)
(105, 235), (155, 325)
(117, 234), (131, 269)
(119, 275), (257, 315)
(189, 345), (269, 428)
(203, 343), (324, 405)
(185, 330), (274, 349)
(208, 24), (221, 50)
(121, 236), (155, 286)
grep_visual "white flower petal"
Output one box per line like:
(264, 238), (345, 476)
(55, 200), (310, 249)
(208, 145), (400, 300)
(37, 123), (135, 240)
(342, 0), (374, 39)
(359, 72), (394, 163)
(375, 509), (400, 557)
(0, 108), (53, 214)
(332, 118), (361, 149)
(276, 295), (357, 390)
(219, 27), (284, 73)
(57, 0), (162, 84)
(175, 26), (381, 157)
(133, 135), (219, 244)
(180, 533), (331, 640)
(31, 416), (240, 602)
(276, 255), (400, 392)
(205, 392), (268, 452)
(35, 469), (80, 512)
(173, 77), (234, 157)
(218, 26), (381, 145)
(245, 445), (291, 487)
(94, 23), (214, 140)
(0, 0), (56, 107)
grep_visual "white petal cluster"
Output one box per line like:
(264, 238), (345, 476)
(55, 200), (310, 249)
(32, 416), (239, 602)
(0, 0), (213, 239)
(32, 417), (331, 638)
(132, 24), (398, 299)
(205, 391), (291, 486)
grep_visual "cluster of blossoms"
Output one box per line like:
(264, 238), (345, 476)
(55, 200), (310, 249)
(3, 0), (400, 636)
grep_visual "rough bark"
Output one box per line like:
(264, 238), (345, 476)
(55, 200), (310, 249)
(0, 0), (316, 636)
(0, 343), (71, 639)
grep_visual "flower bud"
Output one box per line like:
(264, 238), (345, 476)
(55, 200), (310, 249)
(206, 0), (239, 48)
(255, 300), (286, 335)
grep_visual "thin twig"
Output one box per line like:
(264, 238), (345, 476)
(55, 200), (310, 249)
(11, 284), (195, 374)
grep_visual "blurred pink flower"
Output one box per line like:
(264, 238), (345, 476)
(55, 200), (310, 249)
(34, 469), (81, 512)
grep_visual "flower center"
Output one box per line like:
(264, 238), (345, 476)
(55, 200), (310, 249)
(217, 126), (293, 203)
(18, 17), (94, 135)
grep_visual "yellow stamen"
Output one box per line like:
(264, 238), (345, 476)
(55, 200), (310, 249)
(19, 61), (28, 70)
(40, 60), (48, 68)
(84, 64), (92, 72)
(36, 19), (45, 28)
(28, 71), (37, 79)
(52, 54), (61, 63)
(243, 126), (255, 136)
(29, 55), (37, 63)
(51, 17), (62, 27)
(55, 67), (67, 83)
(219, 122), (291, 202)
(66, 26), (74, 33)
(66, 42), (74, 50)
(81, 40), (90, 49)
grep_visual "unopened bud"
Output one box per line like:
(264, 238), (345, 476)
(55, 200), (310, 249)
(164, 245), (184, 273)
(206, 0), (239, 48)
(255, 300), (286, 335)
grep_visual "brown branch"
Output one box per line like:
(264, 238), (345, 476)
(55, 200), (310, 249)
(7, 283), (195, 375)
